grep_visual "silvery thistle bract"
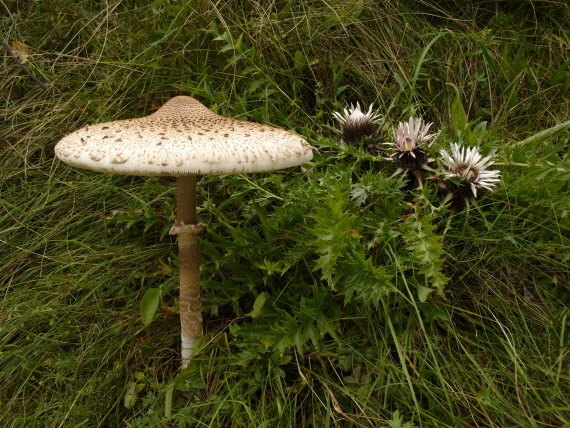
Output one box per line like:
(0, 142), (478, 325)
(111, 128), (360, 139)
(332, 102), (382, 146)
(387, 117), (438, 177)
(439, 143), (501, 198)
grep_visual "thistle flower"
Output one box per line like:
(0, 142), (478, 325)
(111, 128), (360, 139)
(391, 117), (438, 156)
(439, 143), (501, 198)
(387, 117), (438, 177)
(332, 102), (382, 145)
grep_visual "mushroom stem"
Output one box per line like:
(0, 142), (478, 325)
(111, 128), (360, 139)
(176, 175), (203, 367)
(177, 175), (198, 225)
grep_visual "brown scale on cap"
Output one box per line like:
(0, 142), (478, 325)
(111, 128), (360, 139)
(55, 96), (313, 175)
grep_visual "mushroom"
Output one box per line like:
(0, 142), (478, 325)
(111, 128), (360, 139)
(55, 96), (313, 367)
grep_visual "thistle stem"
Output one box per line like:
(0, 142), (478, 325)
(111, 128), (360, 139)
(443, 196), (459, 235)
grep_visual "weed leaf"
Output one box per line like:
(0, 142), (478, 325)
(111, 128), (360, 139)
(140, 288), (160, 326)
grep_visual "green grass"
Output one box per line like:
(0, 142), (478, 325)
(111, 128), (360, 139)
(2, 0), (570, 426)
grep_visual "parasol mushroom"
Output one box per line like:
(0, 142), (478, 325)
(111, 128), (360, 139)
(55, 96), (313, 367)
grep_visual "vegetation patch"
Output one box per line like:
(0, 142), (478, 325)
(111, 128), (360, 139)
(1, 1), (569, 426)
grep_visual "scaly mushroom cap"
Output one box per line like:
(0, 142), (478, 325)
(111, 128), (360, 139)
(55, 96), (313, 175)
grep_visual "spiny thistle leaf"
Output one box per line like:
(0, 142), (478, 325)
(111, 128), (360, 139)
(264, 312), (311, 354)
(402, 212), (449, 296)
(336, 252), (393, 306)
(403, 214), (444, 263)
(309, 196), (357, 285)
(263, 295), (340, 354)
(350, 170), (404, 207)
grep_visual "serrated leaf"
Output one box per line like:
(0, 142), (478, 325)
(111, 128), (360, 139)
(265, 314), (303, 354)
(350, 184), (369, 207)
(235, 33), (244, 52)
(402, 212), (448, 294)
(338, 252), (393, 306)
(404, 215), (445, 263)
(218, 43), (234, 53)
(418, 257), (445, 278)
(140, 288), (160, 326)
(262, 293), (340, 355)
(431, 271), (450, 296)
(309, 196), (357, 284)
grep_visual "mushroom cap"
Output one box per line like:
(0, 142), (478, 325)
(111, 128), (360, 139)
(54, 96), (313, 175)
